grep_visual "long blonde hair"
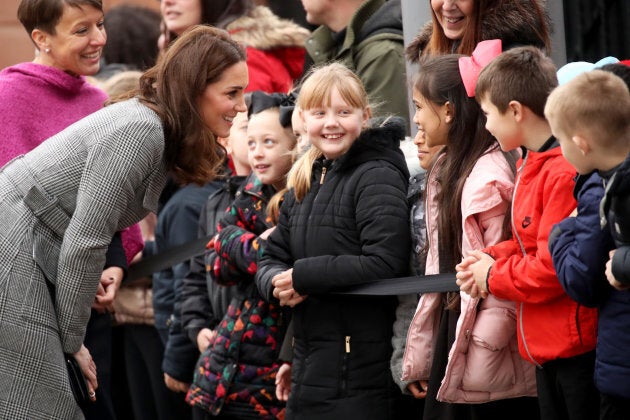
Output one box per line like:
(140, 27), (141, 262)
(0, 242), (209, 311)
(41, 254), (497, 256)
(289, 63), (370, 202)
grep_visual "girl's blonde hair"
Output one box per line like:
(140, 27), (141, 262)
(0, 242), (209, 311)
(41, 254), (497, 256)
(289, 62), (370, 202)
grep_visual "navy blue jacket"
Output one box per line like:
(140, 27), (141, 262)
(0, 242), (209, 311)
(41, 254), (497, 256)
(153, 181), (221, 382)
(600, 152), (630, 284)
(549, 171), (630, 398)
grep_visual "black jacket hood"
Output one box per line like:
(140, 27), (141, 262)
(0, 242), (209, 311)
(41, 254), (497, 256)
(334, 115), (409, 180)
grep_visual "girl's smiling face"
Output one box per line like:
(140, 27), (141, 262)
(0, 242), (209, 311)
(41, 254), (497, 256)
(302, 86), (368, 160)
(247, 108), (296, 190)
(412, 86), (451, 149)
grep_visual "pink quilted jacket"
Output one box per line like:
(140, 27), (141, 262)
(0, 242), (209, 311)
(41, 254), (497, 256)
(401, 148), (537, 403)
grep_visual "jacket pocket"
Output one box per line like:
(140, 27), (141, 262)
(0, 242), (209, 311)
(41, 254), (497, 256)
(20, 269), (60, 333)
(24, 186), (71, 284)
(462, 307), (516, 392)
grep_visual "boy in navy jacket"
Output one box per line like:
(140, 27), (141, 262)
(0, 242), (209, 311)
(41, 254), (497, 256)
(546, 64), (630, 419)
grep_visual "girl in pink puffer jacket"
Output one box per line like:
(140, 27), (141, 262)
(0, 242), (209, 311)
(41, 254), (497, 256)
(395, 54), (538, 419)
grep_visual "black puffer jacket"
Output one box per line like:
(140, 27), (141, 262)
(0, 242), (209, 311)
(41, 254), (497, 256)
(256, 117), (411, 419)
(601, 153), (630, 284)
(405, 0), (550, 62)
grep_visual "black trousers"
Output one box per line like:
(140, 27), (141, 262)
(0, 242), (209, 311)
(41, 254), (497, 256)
(536, 350), (599, 420)
(600, 393), (630, 420)
(124, 324), (191, 420)
(83, 310), (116, 420)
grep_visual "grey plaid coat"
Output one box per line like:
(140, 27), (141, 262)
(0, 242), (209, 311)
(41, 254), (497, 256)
(0, 99), (167, 419)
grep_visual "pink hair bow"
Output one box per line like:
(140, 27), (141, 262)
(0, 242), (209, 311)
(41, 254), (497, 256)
(458, 39), (503, 97)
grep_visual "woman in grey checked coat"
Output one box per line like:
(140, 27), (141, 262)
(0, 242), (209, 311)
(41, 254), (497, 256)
(0, 25), (248, 419)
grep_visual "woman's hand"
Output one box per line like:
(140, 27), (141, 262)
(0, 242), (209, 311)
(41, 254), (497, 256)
(275, 363), (292, 401)
(92, 266), (124, 312)
(73, 344), (98, 401)
(196, 328), (217, 353)
(164, 373), (190, 393)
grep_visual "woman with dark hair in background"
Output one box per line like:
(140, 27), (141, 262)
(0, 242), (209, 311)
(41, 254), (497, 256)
(159, 0), (309, 93)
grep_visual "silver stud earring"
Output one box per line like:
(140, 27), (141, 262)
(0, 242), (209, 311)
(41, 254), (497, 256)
(45, 48), (50, 53)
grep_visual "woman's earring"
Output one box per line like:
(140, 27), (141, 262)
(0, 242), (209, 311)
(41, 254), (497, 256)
(45, 48), (50, 53)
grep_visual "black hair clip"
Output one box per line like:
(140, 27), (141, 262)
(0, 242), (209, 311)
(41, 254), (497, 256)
(248, 90), (298, 128)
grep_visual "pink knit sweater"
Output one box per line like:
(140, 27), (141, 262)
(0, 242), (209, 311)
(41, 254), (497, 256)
(0, 62), (107, 166)
(0, 62), (143, 263)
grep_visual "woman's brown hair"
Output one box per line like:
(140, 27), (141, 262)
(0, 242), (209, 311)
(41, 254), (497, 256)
(133, 25), (247, 185)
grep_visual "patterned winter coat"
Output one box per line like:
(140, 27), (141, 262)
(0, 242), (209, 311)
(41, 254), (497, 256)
(187, 174), (288, 419)
(0, 99), (167, 419)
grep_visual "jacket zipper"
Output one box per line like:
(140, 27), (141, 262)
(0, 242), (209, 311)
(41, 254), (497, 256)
(341, 336), (350, 396)
(319, 166), (328, 184)
(512, 153), (542, 368)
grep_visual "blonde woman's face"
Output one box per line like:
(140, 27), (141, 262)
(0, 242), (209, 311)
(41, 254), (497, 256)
(431, 0), (474, 40)
(161, 0), (203, 36)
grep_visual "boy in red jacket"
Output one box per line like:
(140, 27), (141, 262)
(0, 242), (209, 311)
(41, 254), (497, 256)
(456, 46), (599, 420)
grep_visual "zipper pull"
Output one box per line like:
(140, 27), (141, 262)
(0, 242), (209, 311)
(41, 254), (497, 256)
(345, 336), (351, 353)
(320, 166), (327, 184)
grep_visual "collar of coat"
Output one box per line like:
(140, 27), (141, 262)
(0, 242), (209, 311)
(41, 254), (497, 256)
(405, 0), (550, 63)
(600, 151), (630, 196)
(314, 115), (410, 180)
(227, 6), (310, 50)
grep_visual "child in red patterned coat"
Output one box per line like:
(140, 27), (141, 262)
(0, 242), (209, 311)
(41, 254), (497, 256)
(186, 91), (297, 419)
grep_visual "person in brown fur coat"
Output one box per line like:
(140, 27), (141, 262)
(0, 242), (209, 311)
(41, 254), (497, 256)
(405, 0), (551, 62)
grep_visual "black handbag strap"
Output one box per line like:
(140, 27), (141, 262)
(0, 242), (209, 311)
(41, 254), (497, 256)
(333, 273), (459, 296)
(126, 235), (212, 282)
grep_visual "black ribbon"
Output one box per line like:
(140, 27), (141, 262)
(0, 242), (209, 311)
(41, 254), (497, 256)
(248, 90), (298, 128)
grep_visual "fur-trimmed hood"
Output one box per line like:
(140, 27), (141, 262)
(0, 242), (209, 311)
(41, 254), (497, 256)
(227, 6), (310, 50)
(334, 116), (409, 180)
(405, 0), (550, 62)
